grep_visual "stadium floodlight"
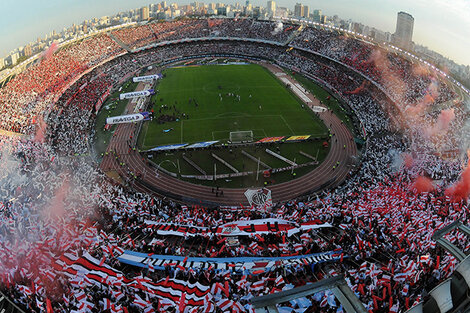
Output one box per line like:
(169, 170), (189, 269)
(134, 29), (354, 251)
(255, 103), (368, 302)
(455, 254), (470, 289)
(251, 276), (367, 313)
(429, 278), (453, 313)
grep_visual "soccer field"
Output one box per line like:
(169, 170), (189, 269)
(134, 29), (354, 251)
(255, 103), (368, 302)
(140, 63), (327, 149)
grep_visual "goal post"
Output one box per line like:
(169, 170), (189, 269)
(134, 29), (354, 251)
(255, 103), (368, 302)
(229, 130), (254, 143)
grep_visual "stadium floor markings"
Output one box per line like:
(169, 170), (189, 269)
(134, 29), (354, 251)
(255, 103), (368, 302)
(211, 129), (266, 140)
(279, 115), (295, 135)
(180, 114), (285, 122)
(215, 112), (252, 118)
(140, 123), (150, 150)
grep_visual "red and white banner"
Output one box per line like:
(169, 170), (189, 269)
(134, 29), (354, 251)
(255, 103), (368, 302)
(95, 87), (111, 113)
(144, 218), (331, 237)
(56, 252), (211, 309)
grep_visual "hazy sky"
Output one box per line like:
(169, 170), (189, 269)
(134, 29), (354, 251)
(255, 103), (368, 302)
(0, 0), (469, 66)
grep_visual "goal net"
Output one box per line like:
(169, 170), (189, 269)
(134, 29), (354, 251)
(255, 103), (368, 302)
(229, 131), (253, 143)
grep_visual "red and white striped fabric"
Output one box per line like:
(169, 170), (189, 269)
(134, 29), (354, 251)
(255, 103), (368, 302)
(250, 278), (266, 291)
(17, 285), (33, 296)
(275, 276), (285, 286)
(134, 294), (151, 309)
(401, 284), (409, 296)
(203, 294), (215, 313)
(74, 290), (87, 302)
(293, 243), (303, 252)
(216, 299), (245, 313)
(102, 298), (112, 311)
(300, 233), (310, 243)
(236, 275), (249, 290)
(249, 242), (260, 251)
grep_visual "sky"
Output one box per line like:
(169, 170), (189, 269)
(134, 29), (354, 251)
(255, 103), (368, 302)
(0, 0), (469, 66)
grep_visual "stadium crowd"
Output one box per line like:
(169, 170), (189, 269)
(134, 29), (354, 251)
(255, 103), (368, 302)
(0, 18), (468, 313)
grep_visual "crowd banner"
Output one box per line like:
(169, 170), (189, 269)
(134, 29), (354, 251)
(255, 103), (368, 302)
(143, 218), (332, 237)
(119, 89), (155, 100)
(95, 87), (112, 113)
(256, 136), (285, 143)
(106, 112), (150, 125)
(149, 143), (188, 151)
(286, 135), (311, 141)
(186, 141), (219, 149)
(133, 74), (162, 82)
(118, 250), (343, 272)
(57, 252), (209, 308)
(244, 188), (272, 210)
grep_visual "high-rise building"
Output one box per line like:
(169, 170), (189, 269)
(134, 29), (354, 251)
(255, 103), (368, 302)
(294, 3), (303, 17)
(6, 53), (19, 66)
(393, 11), (414, 50)
(302, 5), (309, 18)
(24, 45), (32, 57)
(267, 0), (276, 17)
(0, 58), (4, 69)
(140, 6), (149, 21)
(294, 3), (309, 18)
(313, 9), (321, 22)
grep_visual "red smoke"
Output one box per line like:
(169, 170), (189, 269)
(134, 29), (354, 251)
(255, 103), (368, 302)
(412, 63), (429, 76)
(34, 116), (47, 143)
(48, 179), (70, 219)
(436, 108), (455, 130)
(412, 176), (434, 193)
(42, 42), (58, 61)
(368, 49), (406, 103)
(402, 153), (414, 169)
(346, 80), (367, 95)
(445, 157), (470, 201)
(427, 108), (455, 137)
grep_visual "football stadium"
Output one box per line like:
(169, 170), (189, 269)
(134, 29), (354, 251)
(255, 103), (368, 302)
(0, 3), (470, 313)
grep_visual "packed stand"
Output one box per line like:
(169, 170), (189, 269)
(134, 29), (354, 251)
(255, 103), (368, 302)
(0, 19), (468, 313)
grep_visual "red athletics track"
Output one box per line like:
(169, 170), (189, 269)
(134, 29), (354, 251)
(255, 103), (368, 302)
(100, 60), (357, 207)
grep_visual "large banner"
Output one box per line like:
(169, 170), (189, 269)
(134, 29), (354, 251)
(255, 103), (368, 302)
(95, 87), (112, 113)
(133, 74), (162, 82)
(144, 218), (331, 237)
(149, 143), (188, 151)
(186, 141), (219, 149)
(245, 188), (273, 210)
(57, 253), (210, 308)
(119, 89), (154, 100)
(118, 250), (342, 272)
(106, 112), (150, 125)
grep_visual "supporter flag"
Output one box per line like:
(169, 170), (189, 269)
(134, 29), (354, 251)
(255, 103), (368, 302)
(103, 298), (112, 311)
(134, 294), (150, 310)
(179, 293), (187, 313)
(275, 276), (285, 286)
(401, 284), (409, 296)
(250, 278), (266, 291)
(203, 294), (214, 313)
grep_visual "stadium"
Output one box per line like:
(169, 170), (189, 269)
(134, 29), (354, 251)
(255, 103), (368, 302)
(0, 9), (470, 313)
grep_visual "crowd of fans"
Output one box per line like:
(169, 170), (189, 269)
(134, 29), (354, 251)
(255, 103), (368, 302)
(0, 18), (468, 313)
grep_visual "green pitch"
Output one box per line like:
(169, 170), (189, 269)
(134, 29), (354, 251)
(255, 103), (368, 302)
(139, 64), (327, 149)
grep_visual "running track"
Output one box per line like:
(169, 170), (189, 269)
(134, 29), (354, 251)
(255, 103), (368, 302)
(100, 61), (357, 207)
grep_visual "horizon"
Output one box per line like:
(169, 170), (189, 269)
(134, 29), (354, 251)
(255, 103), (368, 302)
(0, 0), (469, 66)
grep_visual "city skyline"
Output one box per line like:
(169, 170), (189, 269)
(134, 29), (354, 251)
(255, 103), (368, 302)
(0, 0), (469, 66)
